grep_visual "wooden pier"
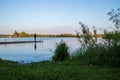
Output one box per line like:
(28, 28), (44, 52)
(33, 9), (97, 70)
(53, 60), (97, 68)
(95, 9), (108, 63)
(0, 41), (43, 44)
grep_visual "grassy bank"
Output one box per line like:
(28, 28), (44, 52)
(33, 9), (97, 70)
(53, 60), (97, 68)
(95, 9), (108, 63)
(0, 59), (120, 80)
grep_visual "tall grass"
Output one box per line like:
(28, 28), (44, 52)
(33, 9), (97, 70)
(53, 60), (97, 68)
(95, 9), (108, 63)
(72, 17), (120, 67)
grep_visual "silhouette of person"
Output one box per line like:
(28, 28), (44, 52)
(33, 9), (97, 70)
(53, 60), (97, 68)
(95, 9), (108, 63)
(34, 33), (36, 42)
(34, 33), (37, 50)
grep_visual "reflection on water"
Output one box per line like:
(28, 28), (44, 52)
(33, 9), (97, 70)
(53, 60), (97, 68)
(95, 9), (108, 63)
(34, 40), (37, 50)
(0, 37), (80, 63)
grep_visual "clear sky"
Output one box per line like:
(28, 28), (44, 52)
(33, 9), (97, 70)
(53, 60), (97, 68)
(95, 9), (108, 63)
(0, 0), (120, 34)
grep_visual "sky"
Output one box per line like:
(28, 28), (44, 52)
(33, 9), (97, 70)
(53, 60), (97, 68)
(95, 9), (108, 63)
(0, 0), (120, 34)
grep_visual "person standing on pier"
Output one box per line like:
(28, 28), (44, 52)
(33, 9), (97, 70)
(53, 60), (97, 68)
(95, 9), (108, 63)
(34, 33), (36, 42)
(34, 33), (37, 50)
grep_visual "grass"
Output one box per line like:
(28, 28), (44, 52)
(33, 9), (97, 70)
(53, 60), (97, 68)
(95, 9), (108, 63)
(0, 59), (120, 80)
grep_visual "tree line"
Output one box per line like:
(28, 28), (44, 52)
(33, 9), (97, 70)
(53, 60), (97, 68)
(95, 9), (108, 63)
(0, 31), (104, 38)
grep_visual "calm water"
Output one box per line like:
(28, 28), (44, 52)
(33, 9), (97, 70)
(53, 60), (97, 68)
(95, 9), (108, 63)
(0, 37), (80, 63)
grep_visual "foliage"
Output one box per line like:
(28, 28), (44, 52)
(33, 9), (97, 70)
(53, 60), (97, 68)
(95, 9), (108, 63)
(13, 30), (19, 37)
(20, 32), (28, 37)
(52, 41), (70, 61)
(78, 22), (92, 45)
(77, 22), (97, 49)
(102, 8), (120, 67)
(108, 8), (120, 29)
(104, 30), (120, 46)
(74, 9), (120, 67)
(72, 43), (120, 67)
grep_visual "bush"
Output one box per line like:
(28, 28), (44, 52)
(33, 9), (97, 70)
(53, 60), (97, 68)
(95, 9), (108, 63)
(71, 41), (120, 67)
(75, 19), (120, 67)
(52, 42), (70, 61)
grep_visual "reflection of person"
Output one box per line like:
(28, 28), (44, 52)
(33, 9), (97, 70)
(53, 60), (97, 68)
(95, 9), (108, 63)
(34, 42), (37, 50)
(34, 33), (36, 42)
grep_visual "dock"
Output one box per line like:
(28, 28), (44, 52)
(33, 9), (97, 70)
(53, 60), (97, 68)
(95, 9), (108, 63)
(0, 41), (43, 44)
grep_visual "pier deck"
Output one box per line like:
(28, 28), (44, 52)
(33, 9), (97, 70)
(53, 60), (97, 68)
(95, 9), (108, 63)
(0, 41), (43, 44)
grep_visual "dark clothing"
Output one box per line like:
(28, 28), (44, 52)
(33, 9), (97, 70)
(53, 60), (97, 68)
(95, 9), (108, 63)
(34, 33), (36, 39)
(34, 33), (37, 50)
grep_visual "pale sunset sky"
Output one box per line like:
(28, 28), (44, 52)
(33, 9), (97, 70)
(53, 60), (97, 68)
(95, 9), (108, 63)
(0, 0), (120, 34)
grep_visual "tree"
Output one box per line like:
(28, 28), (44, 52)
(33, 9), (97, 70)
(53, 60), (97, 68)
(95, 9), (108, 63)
(78, 22), (93, 46)
(104, 8), (120, 46)
(20, 32), (28, 37)
(108, 8), (120, 29)
(13, 31), (19, 37)
(105, 8), (120, 67)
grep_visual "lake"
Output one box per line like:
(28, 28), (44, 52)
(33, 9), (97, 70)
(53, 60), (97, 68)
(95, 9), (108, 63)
(0, 37), (80, 63)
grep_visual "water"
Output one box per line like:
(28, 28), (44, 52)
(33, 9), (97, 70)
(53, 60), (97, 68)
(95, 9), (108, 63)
(0, 37), (80, 63)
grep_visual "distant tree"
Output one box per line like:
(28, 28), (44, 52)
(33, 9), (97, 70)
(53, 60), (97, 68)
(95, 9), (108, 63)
(13, 31), (19, 37)
(20, 32), (28, 37)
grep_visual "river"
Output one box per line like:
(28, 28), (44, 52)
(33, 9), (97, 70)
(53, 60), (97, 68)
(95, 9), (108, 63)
(0, 37), (80, 63)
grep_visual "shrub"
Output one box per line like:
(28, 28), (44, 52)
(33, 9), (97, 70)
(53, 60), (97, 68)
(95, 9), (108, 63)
(75, 16), (120, 67)
(52, 42), (70, 61)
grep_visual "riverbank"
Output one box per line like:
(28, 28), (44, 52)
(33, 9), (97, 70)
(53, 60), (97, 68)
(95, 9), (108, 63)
(0, 59), (120, 80)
